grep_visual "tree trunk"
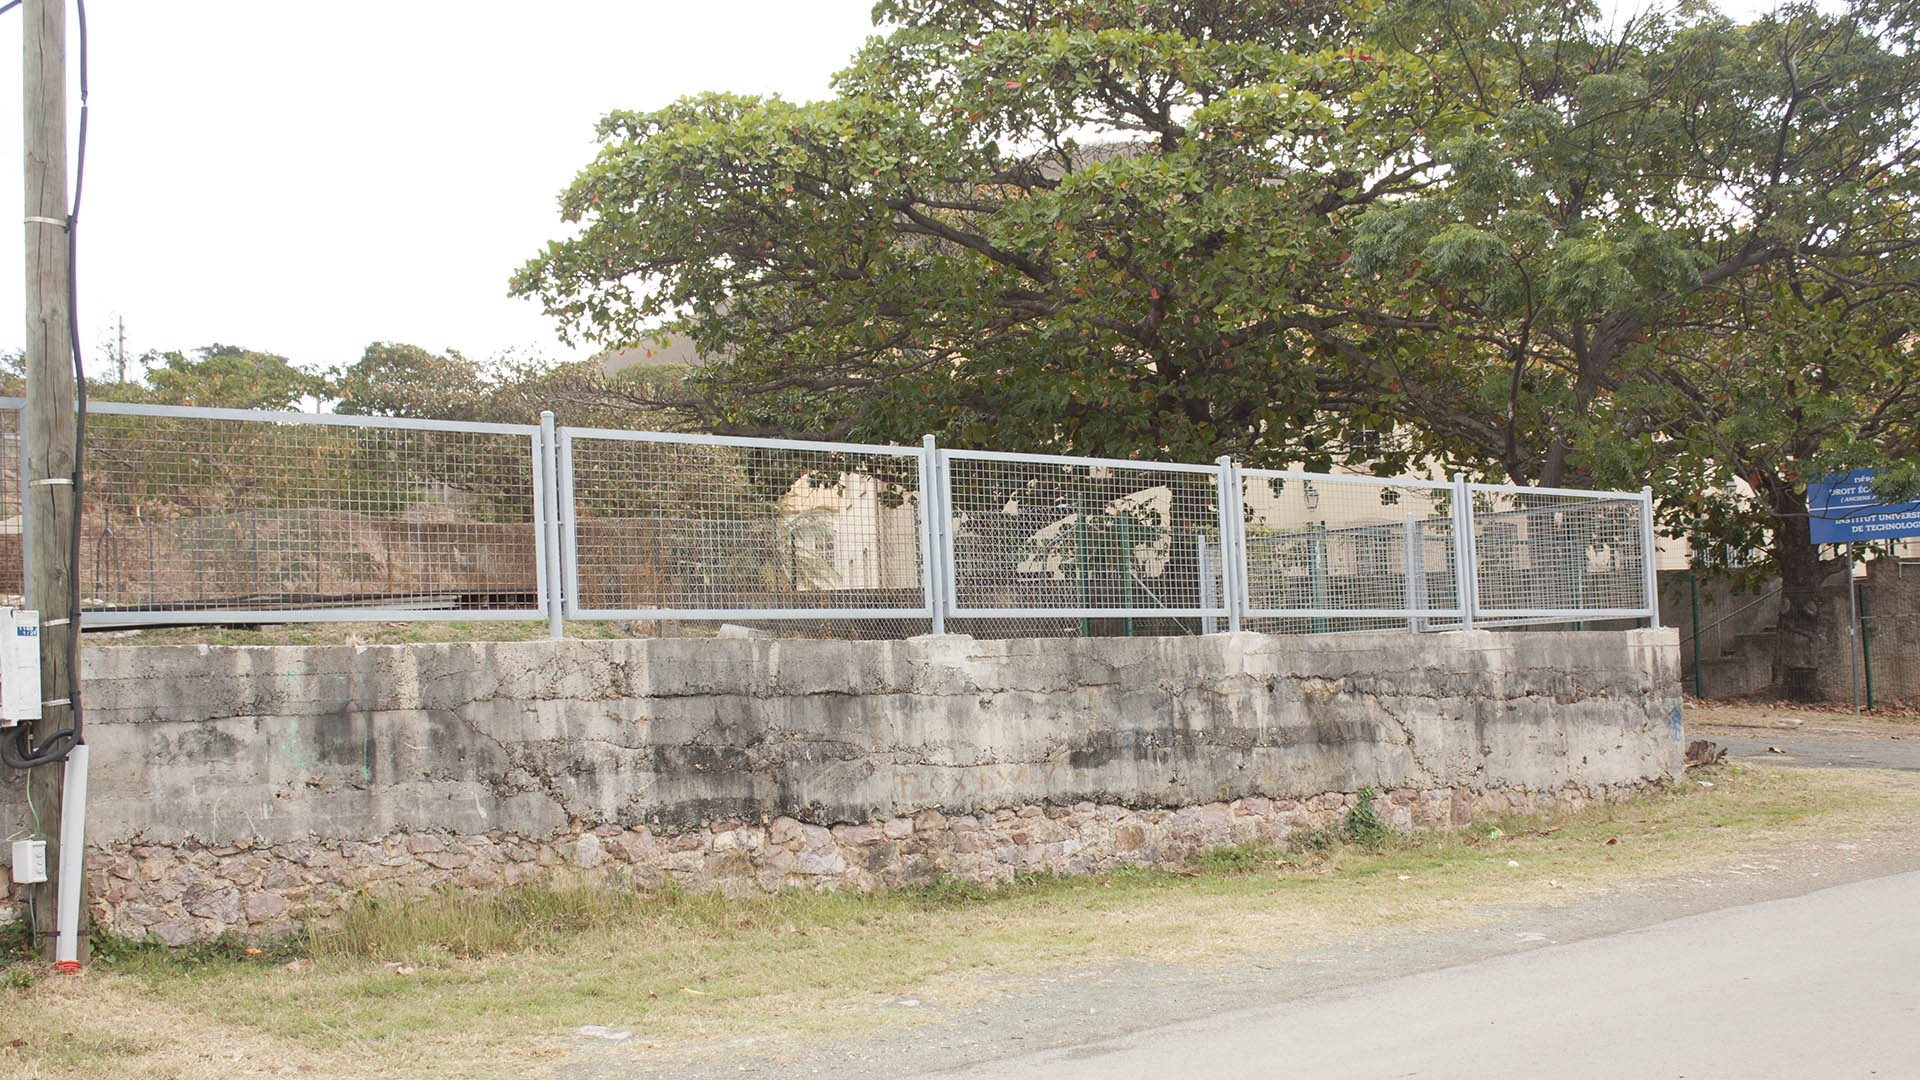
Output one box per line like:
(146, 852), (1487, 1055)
(1770, 486), (1830, 702)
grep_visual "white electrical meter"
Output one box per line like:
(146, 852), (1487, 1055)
(0, 608), (42, 727)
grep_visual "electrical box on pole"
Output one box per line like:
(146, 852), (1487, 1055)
(0, 608), (43, 726)
(8, 839), (46, 884)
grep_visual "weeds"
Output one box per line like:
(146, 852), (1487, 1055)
(1287, 825), (1340, 857)
(312, 881), (646, 964)
(1187, 842), (1286, 873)
(1344, 786), (1393, 850)
(79, 929), (309, 982)
(903, 876), (997, 905)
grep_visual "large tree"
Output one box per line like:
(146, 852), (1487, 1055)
(1346, 0), (1920, 695)
(514, 0), (1473, 470)
(1591, 256), (1919, 697)
(516, 0), (1920, 697)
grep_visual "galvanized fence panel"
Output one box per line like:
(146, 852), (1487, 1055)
(938, 450), (1226, 626)
(1465, 482), (1655, 624)
(6, 394), (1663, 636)
(559, 428), (932, 622)
(1233, 469), (1464, 633)
(76, 402), (549, 625)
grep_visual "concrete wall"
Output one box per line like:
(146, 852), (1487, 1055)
(1, 629), (1682, 942)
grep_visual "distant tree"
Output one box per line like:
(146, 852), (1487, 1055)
(133, 344), (324, 410)
(330, 341), (688, 429)
(330, 342), (488, 420)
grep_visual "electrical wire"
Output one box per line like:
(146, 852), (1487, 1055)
(3, 0), (88, 769)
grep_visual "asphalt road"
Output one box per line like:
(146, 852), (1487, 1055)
(1713, 734), (1920, 773)
(912, 869), (1920, 1079)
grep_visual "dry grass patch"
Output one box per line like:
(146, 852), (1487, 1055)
(4, 764), (1916, 1079)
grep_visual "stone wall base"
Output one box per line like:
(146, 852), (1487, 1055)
(71, 781), (1658, 945)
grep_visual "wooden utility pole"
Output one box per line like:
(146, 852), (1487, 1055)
(22, 0), (83, 960)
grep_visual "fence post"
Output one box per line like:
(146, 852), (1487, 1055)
(1639, 485), (1661, 630)
(1405, 512), (1424, 633)
(1452, 473), (1476, 630)
(1688, 574), (1702, 698)
(539, 411), (564, 639)
(1197, 534), (1217, 635)
(1215, 456), (1242, 633)
(919, 435), (946, 635)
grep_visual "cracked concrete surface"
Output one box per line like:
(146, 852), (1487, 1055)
(3, 629), (1680, 851)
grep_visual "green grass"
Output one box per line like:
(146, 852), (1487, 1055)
(3, 763), (1916, 1080)
(1187, 841), (1286, 873)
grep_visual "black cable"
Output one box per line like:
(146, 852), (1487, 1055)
(2, 725), (71, 768)
(0, 2), (19, 17)
(6, 0), (89, 769)
(66, 0), (88, 748)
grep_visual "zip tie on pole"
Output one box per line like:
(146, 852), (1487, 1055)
(23, 215), (68, 229)
(40, 698), (70, 708)
(40, 617), (68, 627)
(29, 477), (72, 486)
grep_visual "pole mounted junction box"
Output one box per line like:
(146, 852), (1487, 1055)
(0, 608), (41, 728)
(9, 839), (47, 885)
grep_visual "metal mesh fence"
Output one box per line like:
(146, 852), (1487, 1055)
(79, 403), (546, 623)
(1234, 471), (1463, 635)
(0, 397), (1657, 636)
(1467, 484), (1650, 622)
(561, 430), (930, 620)
(938, 451), (1226, 625)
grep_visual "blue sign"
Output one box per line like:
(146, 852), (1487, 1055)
(1808, 469), (1920, 544)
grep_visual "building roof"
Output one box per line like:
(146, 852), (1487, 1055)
(598, 333), (730, 375)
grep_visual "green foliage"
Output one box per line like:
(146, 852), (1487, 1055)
(1344, 786), (1393, 849)
(137, 345), (324, 410)
(515, 0), (1920, 668)
(1287, 824), (1341, 856)
(88, 928), (306, 971)
(1188, 841), (1287, 873)
(313, 884), (645, 964)
(330, 341), (688, 430)
(1353, 0), (1920, 484)
(514, 0), (1456, 468)
(1, 342), (324, 410)
(11, 0), (1912, 701)
(330, 342), (486, 419)
(900, 875), (997, 905)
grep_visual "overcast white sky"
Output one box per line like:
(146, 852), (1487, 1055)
(0, 0), (881, 376)
(0, 1), (1783, 379)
